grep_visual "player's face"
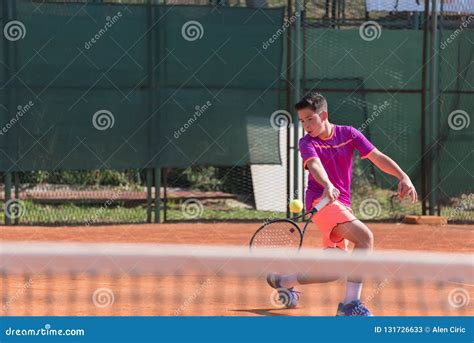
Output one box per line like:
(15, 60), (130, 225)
(298, 108), (323, 137)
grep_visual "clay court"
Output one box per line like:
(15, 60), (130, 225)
(1, 222), (473, 316)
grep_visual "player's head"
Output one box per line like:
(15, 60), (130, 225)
(294, 92), (328, 137)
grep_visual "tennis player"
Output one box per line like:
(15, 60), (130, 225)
(267, 92), (418, 316)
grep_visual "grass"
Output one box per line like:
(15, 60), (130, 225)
(165, 207), (281, 221)
(1, 202), (148, 225)
(0, 201), (281, 225)
(351, 188), (422, 221)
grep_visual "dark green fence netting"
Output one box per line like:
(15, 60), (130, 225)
(0, 2), (285, 172)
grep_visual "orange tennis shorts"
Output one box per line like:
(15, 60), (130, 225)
(311, 197), (357, 251)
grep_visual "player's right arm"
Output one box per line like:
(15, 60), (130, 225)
(306, 158), (340, 202)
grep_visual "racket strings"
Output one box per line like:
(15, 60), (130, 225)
(251, 222), (301, 249)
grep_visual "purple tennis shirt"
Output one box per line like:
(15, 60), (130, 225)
(299, 125), (376, 210)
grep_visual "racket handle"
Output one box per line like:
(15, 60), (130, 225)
(314, 196), (330, 211)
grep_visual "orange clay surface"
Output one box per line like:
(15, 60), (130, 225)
(1, 222), (473, 316)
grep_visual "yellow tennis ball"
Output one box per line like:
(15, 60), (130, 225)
(289, 199), (304, 214)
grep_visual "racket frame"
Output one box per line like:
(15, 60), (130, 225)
(249, 218), (304, 250)
(249, 197), (330, 250)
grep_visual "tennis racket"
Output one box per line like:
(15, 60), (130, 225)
(249, 196), (330, 251)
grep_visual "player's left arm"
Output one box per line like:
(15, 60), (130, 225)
(366, 148), (418, 203)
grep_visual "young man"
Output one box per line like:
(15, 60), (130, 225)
(267, 92), (417, 316)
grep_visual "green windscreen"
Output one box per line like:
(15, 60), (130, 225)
(0, 3), (285, 171)
(303, 28), (424, 190)
(438, 29), (474, 198)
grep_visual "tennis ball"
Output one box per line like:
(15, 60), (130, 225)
(289, 199), (304, 214)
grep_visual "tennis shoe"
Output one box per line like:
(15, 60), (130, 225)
(266, 273), (299, 308)
(336, 300), (373, 316)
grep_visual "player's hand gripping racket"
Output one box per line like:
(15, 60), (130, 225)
(249, 196), (330, 251)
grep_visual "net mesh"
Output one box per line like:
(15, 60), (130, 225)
(438, 3), (474, 219)
(163, 162), (288, 221)
(2, 1), (473, 224)
(0, 169), (152, 225)
(300, 0), (474, 222)
(1, 0), (290, 224)
(1, 242), (472, 316)
(301, 1), (425, 221)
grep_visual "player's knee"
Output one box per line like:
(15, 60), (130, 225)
(353, 227), (373, 249)
(366, 230), (374, 249)
(359, 229), (374, 249)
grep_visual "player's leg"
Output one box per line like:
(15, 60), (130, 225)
(331, 219), (373, 253)
(266, 248), (343, 308)
(266, 200), (373, 313)
(332, 220), (374, 316)
(273, 216), (374, 314)
(268, 200), (352, 291)
(284, 247), (346, 285)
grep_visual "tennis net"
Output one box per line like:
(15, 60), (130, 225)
(1, 242), (472, 316)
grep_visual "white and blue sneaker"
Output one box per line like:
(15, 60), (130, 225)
(266, 273), (300, 308)
(336, 300), (373, 316)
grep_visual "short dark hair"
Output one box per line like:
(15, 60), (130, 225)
(294, 92), (327, 113)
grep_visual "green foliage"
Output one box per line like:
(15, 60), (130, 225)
(351, 157), (375, 193)
(218, 166), (253, 197)
(183, 167), (223, 191)
(2, 201), (147, 225)
(3, 190), (473, 224)
(17, 170), (142, 187)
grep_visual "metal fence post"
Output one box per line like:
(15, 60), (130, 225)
(420, 0), (430, 215)
(14, 172), (19, 225)
(4, 172), (12, 225)
(146, 168), (153, 223)
(293, 0), (303, 217)
(154, 167), (161, 223)
(429, 0), (440, 215)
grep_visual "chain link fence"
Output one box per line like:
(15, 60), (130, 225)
(1, 0), (472, 224)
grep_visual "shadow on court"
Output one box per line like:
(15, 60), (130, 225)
(229, 308), (297, 316)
